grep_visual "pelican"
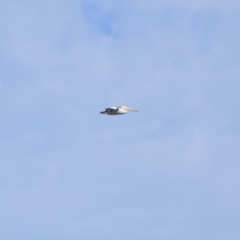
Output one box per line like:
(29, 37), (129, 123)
(100, 106), (138, 115)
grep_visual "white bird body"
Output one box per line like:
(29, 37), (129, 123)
(100, 106), (138, 115)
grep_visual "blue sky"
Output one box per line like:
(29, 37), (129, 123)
(0, 0), (240, 239)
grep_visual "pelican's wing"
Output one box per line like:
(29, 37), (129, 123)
(105, 107), (119, 113)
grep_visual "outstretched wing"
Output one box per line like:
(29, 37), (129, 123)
(105, 107), (119, 113)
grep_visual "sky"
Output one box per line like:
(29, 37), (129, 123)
(0, 0), (240, 239)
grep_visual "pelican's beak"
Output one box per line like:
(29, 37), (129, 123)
(126, 107), (138, 112)
(100, 111), (106, 114)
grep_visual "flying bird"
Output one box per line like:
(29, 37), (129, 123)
(100, 106), (138, 115)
